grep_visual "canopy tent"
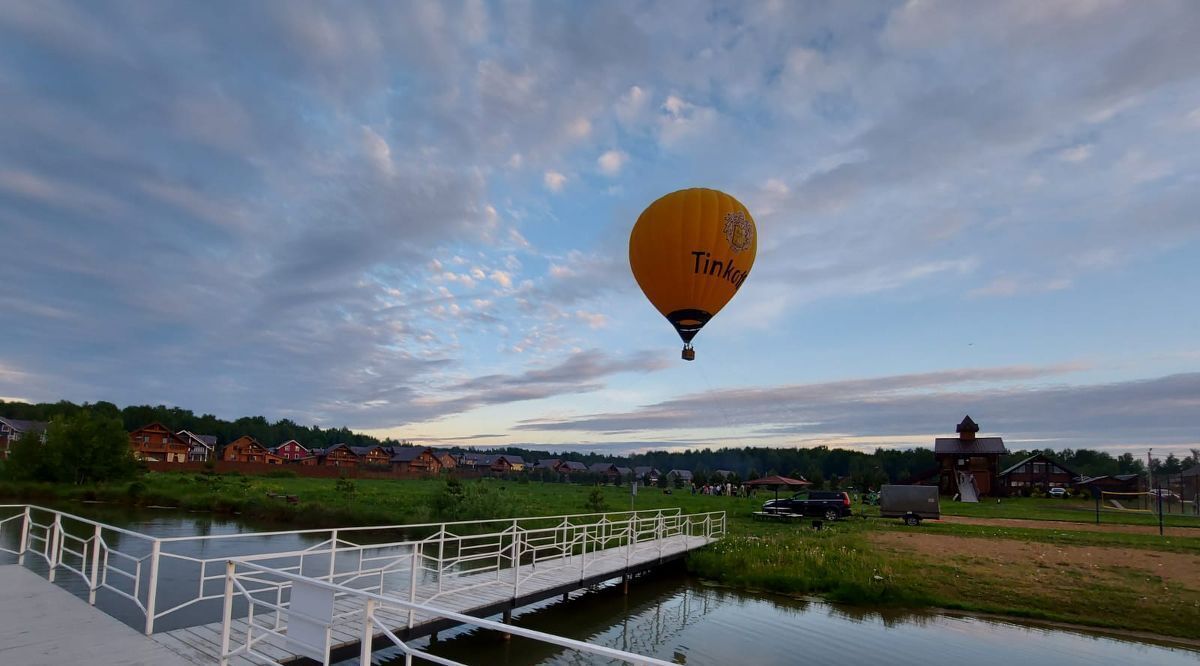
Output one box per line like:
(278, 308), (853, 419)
(747, 475), (811, 506)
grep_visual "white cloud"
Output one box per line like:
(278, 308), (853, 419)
(1057, 144), (1093, 163)
(597, 149), (628, 176)
(490, 270), (513, 288)
(543, 170), (567, 192)
(566, 117), (592, 139)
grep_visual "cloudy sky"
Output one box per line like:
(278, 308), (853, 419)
(2, 1), (1198, 455)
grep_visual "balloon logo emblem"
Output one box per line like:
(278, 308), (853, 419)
(724, 211), (754, 253)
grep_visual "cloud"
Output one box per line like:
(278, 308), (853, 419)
(1058, 144), (1093, 163)
(516, 365), (1200, 449)
(597, 149), (628, 176)
(543, 170), (567, 192)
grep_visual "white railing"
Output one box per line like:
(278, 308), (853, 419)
(221, 559), (679, 666)
(0, 504), (724, 638)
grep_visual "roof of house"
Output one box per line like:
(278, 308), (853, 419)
(535, 458), (561, 469)
(589, 462), (617, 474)
(615, 467), (633, 476)
(275, 439), (307, 450)
(1182, 466), (1200, 478)
(713, 469), (734, 478)
(934, 437), (1008, 455)
(499, 454), (525, 465)
(350, 445), (387, 456)
(560, 461), (587, 471)
(633, 466), (658, 476)
(956, 415), (980, 434)
(999, 453), (1076, 477)
(667, 469), (693, 479)
(390, 447), (431, 462)
(0, 417), (49, 434)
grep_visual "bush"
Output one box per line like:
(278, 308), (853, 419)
(584, 487), (608, 513)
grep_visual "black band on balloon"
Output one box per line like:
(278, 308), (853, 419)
(666, 309), (712, 343)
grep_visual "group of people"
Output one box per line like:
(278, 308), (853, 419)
(691, 482), (756, 498)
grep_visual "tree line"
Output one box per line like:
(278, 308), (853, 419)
(2, 399), (1195, 488)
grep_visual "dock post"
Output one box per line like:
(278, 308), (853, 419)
(47, 513), (61, 582)
(623, 573), (629, 595)
(17, 505), (30, 565)
(408, 543), (419, 628)
(219, 561), (235, 666)
(88, 523), (102, 605)
(360, 598), (376, 665)
(328, 528), (339, 581)
(144, 539), (161, 634)
(502, 608), (512, 641)
(562, 592), (569, 603)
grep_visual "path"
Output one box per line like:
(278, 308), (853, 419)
(0, 565), (195, 666)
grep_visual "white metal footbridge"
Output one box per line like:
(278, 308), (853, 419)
(0, 504), (724, 665)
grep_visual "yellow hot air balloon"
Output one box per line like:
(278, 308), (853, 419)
(629, 188), (757, 360)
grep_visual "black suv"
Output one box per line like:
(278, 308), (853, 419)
(762, 491), (853, 521)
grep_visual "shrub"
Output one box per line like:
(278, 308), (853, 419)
(584, 487), (608, 513)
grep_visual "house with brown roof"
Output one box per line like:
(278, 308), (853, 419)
(390, 447), (442, 475)
(435, 451), (457, 471)
(934, 416), (1008, 497)
(0, 417), (48, 460)
(129, 422), (190, 462)
(351, 445), (391, 468)
(222, 435), (283, 464)
(321, 443), (358, 467)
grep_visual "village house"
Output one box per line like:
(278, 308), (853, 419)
(454, 452), (483, 469)
(222, 435), (282, 464)
(589, 462), (620, 482)
(999, 453), (1077, 494)
(0, 417), (48, 460)
(273, 440), (310, 462)
(633, 466), (660, 483)
(129, 422), (190, 462)
(615, 466), (633, 480)
(559, 461), (587, 475)
(1074, 473), (1144, 495)
(321, 443), (358, 467)
(666, 469), (694, 485)
(351, 445), (391, 468)
(390, 447), (442, 475)
(435, 451), (457, 471)
(177, 430), (217, 463)
(534, 458), (562, 473)
(934, 416), (1008, 497)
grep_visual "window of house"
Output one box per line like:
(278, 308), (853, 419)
(1033, 462), (1046, 474)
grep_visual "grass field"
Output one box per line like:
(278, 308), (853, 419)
(3, 473), (1199, 640)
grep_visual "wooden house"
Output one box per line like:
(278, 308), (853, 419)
(177, 430), (217, 463)
(534, 458), (562, 472)
(999, 453), (1077, 494)
(666, 469), (693, 485)
(273, 440), (311, 462)
(559, 461), (587, 475)
(934, 416), (1008, 497)
(322, 443), (359, 467)
(634, 466), (660, 483)
(615, 466), (633, 480)
(500, 454), (525, 472)
(1074, 473), (1144, 494)
(129, 422), (191, 463)
(435, 451), (457, 471)
(222, 436), (283, 464)
(351, 445), (391, 468)
(0, 417), (48, 460)
(588, 462), (620, 482)
(390, 447), (442, 475)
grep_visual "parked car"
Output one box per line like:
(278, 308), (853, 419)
(1048, 487), (1069, 498)
(762, 491), (852, 521)
(1149, 489), (1181, 501)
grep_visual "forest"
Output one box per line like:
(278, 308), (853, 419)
(3, 399), (1194, 488)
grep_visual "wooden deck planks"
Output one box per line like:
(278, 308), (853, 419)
(0, 565), (200, 666)
(152, 533), (713, 664)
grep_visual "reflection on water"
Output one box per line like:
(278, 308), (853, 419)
(366, 571), (1200, 666)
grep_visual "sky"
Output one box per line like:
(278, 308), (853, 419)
(1, 1), (1198, 456)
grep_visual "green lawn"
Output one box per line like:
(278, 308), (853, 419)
(937, 495), (1200, 528)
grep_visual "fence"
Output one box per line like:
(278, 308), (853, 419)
(222, 560), (678, 666)
(0, 504), (723, 637)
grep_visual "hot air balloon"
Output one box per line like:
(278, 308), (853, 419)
(629, 188), (757, 361)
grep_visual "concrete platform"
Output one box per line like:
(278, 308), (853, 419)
(0, 565), (195, 666)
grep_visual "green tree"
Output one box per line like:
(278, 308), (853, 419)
(6, 412), (136, 484)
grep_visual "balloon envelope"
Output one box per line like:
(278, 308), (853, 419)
(629, 188), (757, 345)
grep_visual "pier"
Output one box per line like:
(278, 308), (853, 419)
(0, 504), (724, 665)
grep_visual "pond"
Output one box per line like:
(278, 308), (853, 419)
(3, 501), (1196, 665)
(366, 574), (1200, 665)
